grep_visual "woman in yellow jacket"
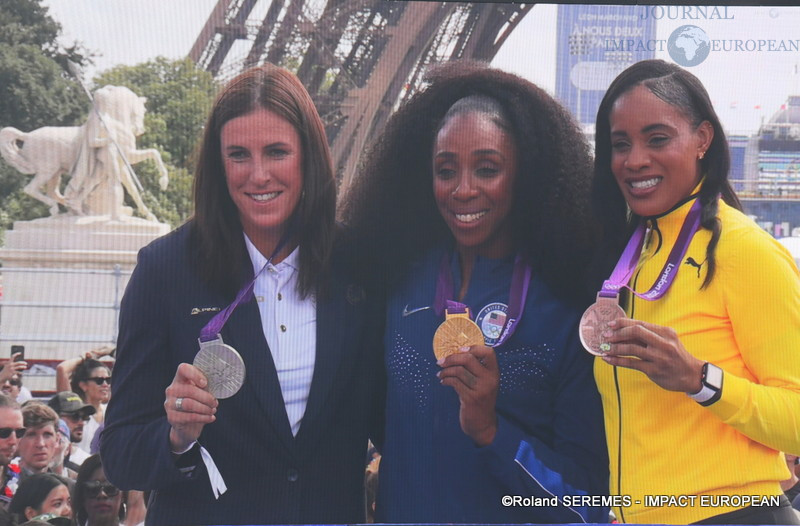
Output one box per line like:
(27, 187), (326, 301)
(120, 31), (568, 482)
(590, 59), (800, 524)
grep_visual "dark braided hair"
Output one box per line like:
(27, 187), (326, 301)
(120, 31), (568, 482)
(592, 59), (742, 289)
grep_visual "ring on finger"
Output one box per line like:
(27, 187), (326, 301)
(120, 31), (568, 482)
(175, 397), (184, 411)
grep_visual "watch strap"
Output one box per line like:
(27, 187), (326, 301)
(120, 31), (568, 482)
(688, 362), (723, 406)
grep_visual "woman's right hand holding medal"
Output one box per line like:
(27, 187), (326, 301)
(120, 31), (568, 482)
(437, 345), (500, 447)
(600, 318), (705, 393)
(165, 363), (218, 453)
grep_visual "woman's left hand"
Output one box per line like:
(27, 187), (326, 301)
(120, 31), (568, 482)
(438, 345), (499, 447)
(600, 317), (705, 393)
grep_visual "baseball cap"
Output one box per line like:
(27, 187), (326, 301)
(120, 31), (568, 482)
(47, 392), (96, 417)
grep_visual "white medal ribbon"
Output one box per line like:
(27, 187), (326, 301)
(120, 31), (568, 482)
(199, 445), (227, 498)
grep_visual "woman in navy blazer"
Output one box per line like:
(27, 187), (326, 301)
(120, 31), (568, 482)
(100, 64), (382, 525)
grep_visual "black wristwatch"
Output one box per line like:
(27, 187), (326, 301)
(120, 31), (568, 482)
(688, 362), (723, 406)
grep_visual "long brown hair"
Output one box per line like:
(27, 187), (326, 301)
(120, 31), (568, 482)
(191, 64), (336, 298)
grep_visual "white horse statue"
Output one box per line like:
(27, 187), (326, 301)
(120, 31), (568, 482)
(0, 85), (168, 220)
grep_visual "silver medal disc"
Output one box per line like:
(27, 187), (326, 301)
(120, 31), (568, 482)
(193, 337), (246, 399)
(579, 299), (626, 356)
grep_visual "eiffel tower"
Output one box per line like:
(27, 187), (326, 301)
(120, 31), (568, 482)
(189, 0), (533, 190)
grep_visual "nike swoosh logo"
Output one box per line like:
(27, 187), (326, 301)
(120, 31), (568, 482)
(402, 304), (431, 317)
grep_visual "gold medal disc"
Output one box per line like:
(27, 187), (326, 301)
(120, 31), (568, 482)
(433, 316), (484, 360)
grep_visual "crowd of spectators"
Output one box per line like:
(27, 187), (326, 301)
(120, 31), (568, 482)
(0, 348), (138, 526)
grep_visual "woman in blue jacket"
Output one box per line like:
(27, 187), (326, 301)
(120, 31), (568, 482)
(342, 62), (608, 523)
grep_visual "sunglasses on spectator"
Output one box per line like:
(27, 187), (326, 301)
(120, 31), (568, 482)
(0, 427), (26, 439)
(84, 481), (121, 498)
(1, 378), (21, 387)
(64, 413), (91, 423)
(86, 377), (112, 385)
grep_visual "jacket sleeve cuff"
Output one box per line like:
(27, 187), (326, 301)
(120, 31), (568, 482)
(705, 369), (748, 422)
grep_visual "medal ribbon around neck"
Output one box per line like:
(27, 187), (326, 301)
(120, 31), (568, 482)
(200, 228), (293, 343)
(433, 250), (532, 348)
(601, 198), (703, 301)
(580, 198), (703, 356)
(193, 227), (293, 499)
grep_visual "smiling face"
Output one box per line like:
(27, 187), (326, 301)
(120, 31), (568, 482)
(79, 366), (111, 405)
(221, 108), (304, 255)
(433, 112), (517, 259)
(609, 84), (713, 217)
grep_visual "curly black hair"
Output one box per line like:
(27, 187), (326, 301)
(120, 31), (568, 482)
(591, 59), (742, 289)
(340, 61), (597, 303)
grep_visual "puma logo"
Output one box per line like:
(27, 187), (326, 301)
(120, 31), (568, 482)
(684, 257), (705, 278)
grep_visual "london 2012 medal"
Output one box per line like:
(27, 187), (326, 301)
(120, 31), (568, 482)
(579, 295), (626, 356)
(433, 316), (484, 360)
(194, 336), (246, 399)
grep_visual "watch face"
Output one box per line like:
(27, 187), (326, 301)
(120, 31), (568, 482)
(705, 364), (723, 389)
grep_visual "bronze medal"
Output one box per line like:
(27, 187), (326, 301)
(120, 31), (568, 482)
(579, 295), (626, 356)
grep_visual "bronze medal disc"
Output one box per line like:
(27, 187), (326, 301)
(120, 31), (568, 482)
(433, 316), (484, 360)
(579, 300), (626, 356)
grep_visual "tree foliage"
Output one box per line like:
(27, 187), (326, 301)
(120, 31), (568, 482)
(0, 0), (91, 234)
(0, 0), (90, 130)
(93, 58), (218, 225)
(95, 58), (217, 170)
(0, 0), (218, 231)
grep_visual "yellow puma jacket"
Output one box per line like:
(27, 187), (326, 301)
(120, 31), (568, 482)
(595, 197), (800, 524)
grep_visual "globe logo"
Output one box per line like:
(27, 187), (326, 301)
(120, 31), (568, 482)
(668, 25), (711, 67)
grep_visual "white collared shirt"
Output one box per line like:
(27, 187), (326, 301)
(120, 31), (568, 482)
(244, 234), (316, 436)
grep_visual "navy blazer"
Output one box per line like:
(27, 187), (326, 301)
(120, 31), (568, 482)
(101, 223), (383, 525)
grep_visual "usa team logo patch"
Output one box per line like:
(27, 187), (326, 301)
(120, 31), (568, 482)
(475, 302), (508, 347)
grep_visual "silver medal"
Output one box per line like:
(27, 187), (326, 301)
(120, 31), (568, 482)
(194, 336), (246, 399)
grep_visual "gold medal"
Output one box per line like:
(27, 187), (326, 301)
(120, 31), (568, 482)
(433, 310), (484, 360)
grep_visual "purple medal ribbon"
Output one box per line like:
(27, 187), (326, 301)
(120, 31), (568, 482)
(192, 230), (292, 501)
(444, 299), (469, 315)
(200, 230), (293, 343)
(599, 224), (646, 299)
(434, 251), (532, 348)
(601, 198), (703, 301)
